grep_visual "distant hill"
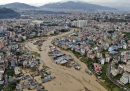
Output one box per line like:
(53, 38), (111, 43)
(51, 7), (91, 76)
(0, 8), (20, 19)
(0, 1), (117, 13)
(40, 1), (116, 12)
(20, 10), (70, 15)
(0, 2), (36, 10)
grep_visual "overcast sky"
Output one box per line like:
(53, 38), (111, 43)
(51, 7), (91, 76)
(0, 0), (130, 7)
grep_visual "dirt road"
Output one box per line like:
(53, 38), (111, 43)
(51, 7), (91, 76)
(25, 30), (107, 91)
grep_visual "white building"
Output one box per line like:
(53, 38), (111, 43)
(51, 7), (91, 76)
(120, 72), (130, 85)
(72, 20), (88, 28)
(14, 67), (21, 75)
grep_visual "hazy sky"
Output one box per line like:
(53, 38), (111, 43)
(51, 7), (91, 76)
(0, 0), (130, 7)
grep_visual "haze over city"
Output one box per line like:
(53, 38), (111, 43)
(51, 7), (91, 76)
(0, 0), (129, 6)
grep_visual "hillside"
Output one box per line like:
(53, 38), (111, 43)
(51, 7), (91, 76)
(0, 2), (36, 10)
(0, 8), (20, 19)
(0, 1), (117, 13)
(40, 1), (116, 12)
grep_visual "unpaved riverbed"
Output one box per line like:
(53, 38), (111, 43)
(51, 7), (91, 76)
(25, 30), (107, 91)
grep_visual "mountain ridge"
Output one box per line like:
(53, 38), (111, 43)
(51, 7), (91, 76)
(0, 1), (117, 12)
(0, 2), (37, 10)
(0, 7), (20, 18)
(39, 1), (117, 12)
